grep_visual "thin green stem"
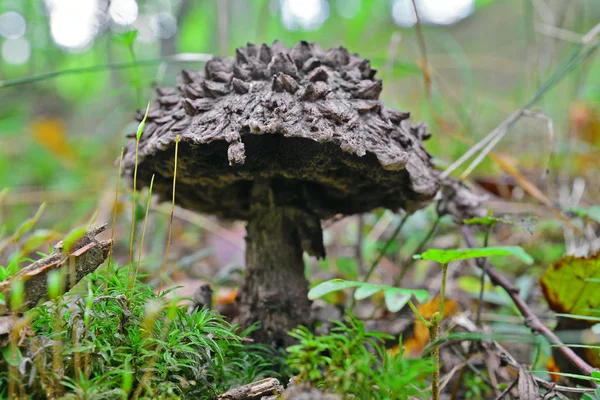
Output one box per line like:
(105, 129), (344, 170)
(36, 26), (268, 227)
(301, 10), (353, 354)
(158, 136), (180, 295)
(429, 263), (448, 400)
(0, 59), (162, 89)
(127, 137), (140, 289)
(475, 225), (492, 326)
(367, 215), (440, 318)
(105, 148), (124, 294)
(129, 175), (155, 297)
(408, 300), (431, 328)
(437, 264), (448, 322)
(394, 215), (441, 286)
(364, 214), (409, 283)
(429, 320), (440, 400)
(349, 215), (408, 312)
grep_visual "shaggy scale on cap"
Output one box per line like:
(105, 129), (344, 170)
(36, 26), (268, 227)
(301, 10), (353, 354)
(122, 41), (439, 220)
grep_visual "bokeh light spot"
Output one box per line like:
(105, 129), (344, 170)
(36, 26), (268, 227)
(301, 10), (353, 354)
(280, 0), (329, 31)
(109, 0), (138, 26)
(0, 11), (26, 39)
(2, 37), (31, 65)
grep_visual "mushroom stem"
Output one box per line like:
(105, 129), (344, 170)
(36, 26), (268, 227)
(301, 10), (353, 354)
(237, 180), (324, 347)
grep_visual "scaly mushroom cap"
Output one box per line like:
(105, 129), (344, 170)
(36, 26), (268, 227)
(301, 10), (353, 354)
(122, 41), (440, 220)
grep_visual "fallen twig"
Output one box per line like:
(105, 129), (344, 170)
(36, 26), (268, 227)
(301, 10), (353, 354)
(0, 224), (112, 313)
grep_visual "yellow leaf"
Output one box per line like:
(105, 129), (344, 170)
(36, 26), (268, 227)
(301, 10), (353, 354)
(540, 251), (600, 318)
(31, 118), (74, 161)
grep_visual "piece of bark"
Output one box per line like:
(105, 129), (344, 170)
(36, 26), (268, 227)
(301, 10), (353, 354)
(0, 224), (112, 313)
(218, 378), (283, 400)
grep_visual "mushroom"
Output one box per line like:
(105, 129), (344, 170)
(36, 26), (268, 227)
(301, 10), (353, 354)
(122, 41), (440, 347)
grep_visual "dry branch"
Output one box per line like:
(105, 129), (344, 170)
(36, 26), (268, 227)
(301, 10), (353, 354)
(0, 224), (112, 314)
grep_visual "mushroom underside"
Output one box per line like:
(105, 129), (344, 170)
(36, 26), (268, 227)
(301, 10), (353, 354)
(134, 133), (434, 220)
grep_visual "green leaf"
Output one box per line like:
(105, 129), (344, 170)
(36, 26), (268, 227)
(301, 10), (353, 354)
(112, 30), (138, 47)
(19, 229), (59, 254)
(308, 280), (428, 307)
(414, 246), (534, 265)
(2, 346), (21, 366)
(384, 289), (411, 312)
(308, 279), (362, 299)
(136, 102), (150, 141)
(354, 283), (382, 300)
(14, 202), (46, 242)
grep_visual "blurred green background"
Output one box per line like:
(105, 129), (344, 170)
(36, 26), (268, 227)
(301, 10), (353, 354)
(1, 0), (599, 234)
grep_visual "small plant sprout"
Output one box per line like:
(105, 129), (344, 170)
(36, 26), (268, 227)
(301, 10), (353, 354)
(9, 278), (24, 312)
(158, 134), (179, 295)
(0, 202), (47, 255)
(411, 246), (534, 400)
(106, 148), (125, 293)
(129, 174), (155, 297)
(128, 101), (151, 283)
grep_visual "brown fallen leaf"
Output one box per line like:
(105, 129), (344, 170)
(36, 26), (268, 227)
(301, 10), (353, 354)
(31, 118), (75, 163)
(518, 366), (538, 400)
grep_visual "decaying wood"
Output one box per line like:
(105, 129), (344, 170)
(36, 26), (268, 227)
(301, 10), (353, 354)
(0, 224), (112, 314)
(218, 377), (283, 400)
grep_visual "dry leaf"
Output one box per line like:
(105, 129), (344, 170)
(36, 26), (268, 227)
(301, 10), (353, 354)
(517, 366), (538, 400)
(402, 297), (458, 357)
(31, 118), (75, 163)
(215, 288), (238, 305)
(545, 356), (561, 382)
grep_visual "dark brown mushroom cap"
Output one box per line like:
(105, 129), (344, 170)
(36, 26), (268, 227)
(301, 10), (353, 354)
(122, 41), (440, 220)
